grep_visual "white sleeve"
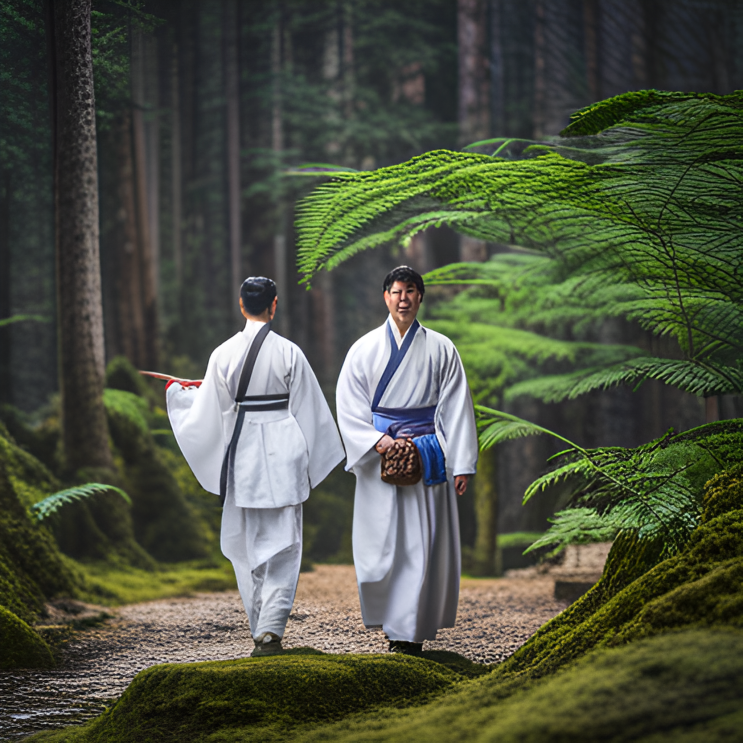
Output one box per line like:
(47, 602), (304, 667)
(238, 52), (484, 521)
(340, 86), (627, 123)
(290, 348), (345, 488)
(336, 346), (384, 472)
(436, 344), (479, 476)
(166, 353), (231, 494)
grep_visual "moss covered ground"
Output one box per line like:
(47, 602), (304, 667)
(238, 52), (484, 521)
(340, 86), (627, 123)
(0, 357), (233, 670)
(27, 461), (743, 740)
(498, 467), (743, 680)
(0, 604), (55, 670)
(75, 560), (236, 606)
(28, 630), (743, 742)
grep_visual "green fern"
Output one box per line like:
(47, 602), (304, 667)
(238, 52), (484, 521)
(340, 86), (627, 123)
(295, 90), (743, 558)
(523, 508), (620, 555)
(32, 483), (132, 522)
(296, 91), (743, 399)
(478, 406), (743, 558)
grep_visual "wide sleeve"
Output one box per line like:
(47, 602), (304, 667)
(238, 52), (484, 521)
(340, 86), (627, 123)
(336, 345), (384, 472)
(290, 348), (345, 488)
(436, 344), (478, 476)
(166, 352), (231, 494)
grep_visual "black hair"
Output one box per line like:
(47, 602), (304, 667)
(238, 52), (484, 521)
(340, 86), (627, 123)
(382, 266), (425, 297)
(240, 276), (277, 316)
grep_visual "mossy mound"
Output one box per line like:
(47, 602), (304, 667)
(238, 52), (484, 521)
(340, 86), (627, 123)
(0, 604), (54, 670)
(103, 387), (210, 561)
(295, 629), (743, 743)
(32, 631), (743, 742)
(0, 432), (79, 623)
(36, 652), (460, 742)
(501, 466), (743, 679)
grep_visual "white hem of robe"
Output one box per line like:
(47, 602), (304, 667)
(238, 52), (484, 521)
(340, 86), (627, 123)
(221, 491), (302, 638)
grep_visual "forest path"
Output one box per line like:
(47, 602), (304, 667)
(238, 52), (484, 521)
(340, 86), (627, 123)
(0, 566), (566, 741)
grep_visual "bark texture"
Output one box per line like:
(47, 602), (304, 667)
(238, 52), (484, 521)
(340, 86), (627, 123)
(113, 109), (147, 366)
(457, 0), (489, 146)
(224, 0), (242, 318)
(49, 0), (112, 471)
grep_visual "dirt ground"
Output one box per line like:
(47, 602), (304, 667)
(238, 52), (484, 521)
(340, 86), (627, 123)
(0, 565), (567, 741)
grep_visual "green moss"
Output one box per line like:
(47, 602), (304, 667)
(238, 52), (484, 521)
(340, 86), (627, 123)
(0, 604), (55, 669)
(295, 630), (743, 743)
(703, 465), (743, 524)
(106, 356), (155, 400)
(50, 464), (156, 570)
(0, 434), (80, 624)
(33, 652), (460, 742)
(103, 389), (210, 561)
(499, 469), (743, 680)
(31, 631), (743, 742)
(76, 560), (236, 605)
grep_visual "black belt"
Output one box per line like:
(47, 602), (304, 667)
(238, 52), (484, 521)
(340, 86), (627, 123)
(237, 393), (289, 412)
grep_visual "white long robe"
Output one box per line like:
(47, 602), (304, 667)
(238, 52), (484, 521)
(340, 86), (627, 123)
(167, 319), (345, 637)
(337, 317), (478, 642)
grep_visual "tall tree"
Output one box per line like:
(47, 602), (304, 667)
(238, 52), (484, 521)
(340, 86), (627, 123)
(45, 0), (112, 472)
(224, 0), (242, 315)
(458, 0), (489, 261)
(131, 28), (159, 370)
(271, 9), (288, 334)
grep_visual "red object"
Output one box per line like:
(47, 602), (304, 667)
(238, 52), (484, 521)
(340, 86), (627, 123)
(165, 379), (203, 391)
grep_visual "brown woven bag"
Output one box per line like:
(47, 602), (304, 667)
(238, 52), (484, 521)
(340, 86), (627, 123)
(380, 438), (422, 486)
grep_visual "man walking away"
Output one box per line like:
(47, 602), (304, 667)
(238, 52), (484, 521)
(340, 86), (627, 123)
(167, 277), (345, 656)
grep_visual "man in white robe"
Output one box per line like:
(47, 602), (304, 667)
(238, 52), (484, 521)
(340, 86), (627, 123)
(336, 266), (478, 654)
(167, 277), (345, 656)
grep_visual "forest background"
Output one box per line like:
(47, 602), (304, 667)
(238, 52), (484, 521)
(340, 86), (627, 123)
(2, 0), (743, 577)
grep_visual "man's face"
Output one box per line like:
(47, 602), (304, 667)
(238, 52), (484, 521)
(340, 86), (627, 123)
(384, 281), (422, 329)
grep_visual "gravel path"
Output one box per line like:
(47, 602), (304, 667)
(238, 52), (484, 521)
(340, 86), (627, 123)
(0, 565), (567, 741)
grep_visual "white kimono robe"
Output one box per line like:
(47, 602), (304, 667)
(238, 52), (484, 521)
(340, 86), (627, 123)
(337, 317), (478, 643)
(167, 319), (345, 637)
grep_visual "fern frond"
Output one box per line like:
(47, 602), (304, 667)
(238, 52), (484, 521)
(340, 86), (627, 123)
(32, 483), (131, 522)
(523, 508), (620, 554)
(505, 357), (743, 403)
(476, 406), (582, 452)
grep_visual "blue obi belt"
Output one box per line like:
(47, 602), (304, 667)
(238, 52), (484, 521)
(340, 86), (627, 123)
(372, 405), (447, 487)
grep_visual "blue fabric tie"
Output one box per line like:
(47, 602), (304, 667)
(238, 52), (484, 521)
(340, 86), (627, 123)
(372, 406), (447, 487)
(371, 319), (447, 487)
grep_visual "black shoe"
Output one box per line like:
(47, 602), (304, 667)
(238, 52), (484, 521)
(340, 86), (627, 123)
(388, 640), (423, 656)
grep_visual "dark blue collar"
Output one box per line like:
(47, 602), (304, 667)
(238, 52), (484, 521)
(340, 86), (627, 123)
(372, 319), (420, 411)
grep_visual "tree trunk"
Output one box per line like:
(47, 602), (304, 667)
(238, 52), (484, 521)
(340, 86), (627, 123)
(170, 39), (183, 305)
(47, 0), (112, 472)
(533, 0), (546, 139)
(272, 12), (290, 335)
(114, 108), (147, 366)
(458, 0), (489, 261)
(131, 29), (159, 371)
(489, 0), (504, 136)
(224, 0), (242, 316)
(472, 446), (499, 576)
(0, 173), (11, 405)
(458, 0), (489, 146)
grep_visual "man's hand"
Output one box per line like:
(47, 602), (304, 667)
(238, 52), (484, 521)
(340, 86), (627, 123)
(454, 475), (469, 496)
(375, 434), (395, 454)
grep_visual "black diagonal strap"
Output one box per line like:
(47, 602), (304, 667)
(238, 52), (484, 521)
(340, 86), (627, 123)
(219, 322), (272, 505)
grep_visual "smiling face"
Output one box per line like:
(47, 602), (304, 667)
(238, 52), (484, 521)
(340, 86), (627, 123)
(384, 280), (422, 334)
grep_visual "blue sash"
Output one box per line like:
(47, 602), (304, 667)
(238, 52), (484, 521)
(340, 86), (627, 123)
(372, 321), (446, 486)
